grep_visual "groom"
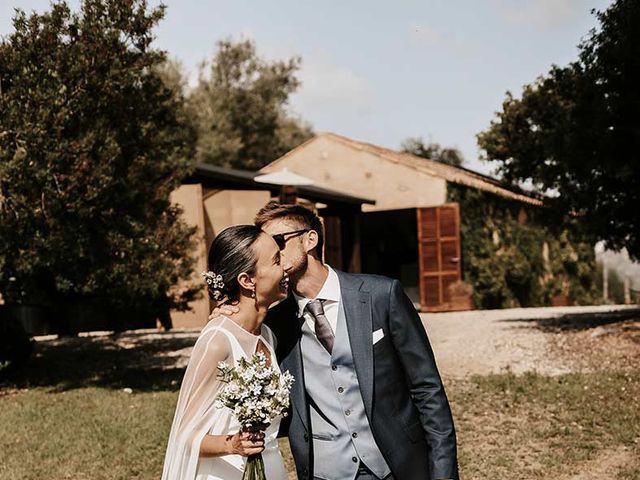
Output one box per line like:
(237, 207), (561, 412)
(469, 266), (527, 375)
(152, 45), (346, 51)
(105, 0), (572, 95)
(218, 202), (458, 480)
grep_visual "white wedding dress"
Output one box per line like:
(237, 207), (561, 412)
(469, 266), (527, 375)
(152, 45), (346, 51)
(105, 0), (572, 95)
(162, 316), (288, 480)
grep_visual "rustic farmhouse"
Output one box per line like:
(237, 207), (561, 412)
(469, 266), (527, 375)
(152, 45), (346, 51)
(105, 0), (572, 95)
(259, 133), (596, 312)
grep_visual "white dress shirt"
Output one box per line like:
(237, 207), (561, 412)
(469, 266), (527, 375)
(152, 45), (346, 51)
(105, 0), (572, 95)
(293, 265), (341, 336)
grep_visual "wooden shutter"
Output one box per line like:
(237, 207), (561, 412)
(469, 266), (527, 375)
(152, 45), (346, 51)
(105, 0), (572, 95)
(417, 204), (461, 311)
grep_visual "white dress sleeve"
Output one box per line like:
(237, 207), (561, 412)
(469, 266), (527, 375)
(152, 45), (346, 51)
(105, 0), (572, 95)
(161, 325), (232, 480)
(261, 323), (278, 352)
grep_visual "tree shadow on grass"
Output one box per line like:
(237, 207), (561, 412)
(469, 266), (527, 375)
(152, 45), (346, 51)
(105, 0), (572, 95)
(0, 330), (200, 393)
(502, 307), (640, 333)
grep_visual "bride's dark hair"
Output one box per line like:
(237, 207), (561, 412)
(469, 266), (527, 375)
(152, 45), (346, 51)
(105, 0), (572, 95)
(206, 225), (264, 303)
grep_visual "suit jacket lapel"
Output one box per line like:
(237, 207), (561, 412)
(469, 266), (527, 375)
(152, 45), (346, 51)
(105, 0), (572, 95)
(282, 311), (309, 431)
(338, 271), (374, 419)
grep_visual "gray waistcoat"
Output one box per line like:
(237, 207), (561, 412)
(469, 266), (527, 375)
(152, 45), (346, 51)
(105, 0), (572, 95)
(301, 299), (391, 480)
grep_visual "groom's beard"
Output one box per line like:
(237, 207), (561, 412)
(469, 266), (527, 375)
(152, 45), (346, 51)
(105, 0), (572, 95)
(286, 253), (308, 292)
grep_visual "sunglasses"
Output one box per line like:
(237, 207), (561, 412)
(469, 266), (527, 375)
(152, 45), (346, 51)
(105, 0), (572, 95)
(272, 229), (310, 250)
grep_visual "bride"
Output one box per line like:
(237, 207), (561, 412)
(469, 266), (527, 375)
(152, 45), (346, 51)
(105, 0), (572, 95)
(162, 225), (291, 480)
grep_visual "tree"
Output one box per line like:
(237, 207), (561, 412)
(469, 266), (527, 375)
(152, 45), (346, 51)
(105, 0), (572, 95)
(477, 0), (640, 259)
(401, 137), (465, 167)
(188, 39), (313, 170)
(0, 0), (200, 320)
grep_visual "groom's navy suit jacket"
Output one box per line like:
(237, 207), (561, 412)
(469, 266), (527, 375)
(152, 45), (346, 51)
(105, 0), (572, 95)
(265, 270), (458, 480)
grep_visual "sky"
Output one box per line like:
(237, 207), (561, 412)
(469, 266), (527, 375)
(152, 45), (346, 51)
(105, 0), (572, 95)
(1, 0), (615, 175)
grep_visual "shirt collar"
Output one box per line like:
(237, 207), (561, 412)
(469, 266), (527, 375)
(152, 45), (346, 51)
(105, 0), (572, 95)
(292, 265), (341, 317)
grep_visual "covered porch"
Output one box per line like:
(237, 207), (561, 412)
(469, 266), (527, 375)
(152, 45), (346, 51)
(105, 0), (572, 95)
(171, 164), (375, 328)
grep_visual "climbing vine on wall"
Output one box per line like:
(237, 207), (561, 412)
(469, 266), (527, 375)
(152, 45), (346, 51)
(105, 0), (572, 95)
(447, 184), (600, 309)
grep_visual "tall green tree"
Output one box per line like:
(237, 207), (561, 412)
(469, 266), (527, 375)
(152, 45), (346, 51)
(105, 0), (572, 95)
(401, 136), (465, 167)
(189, 39), (313, 170)
(477, 0), (640, 259)
(0, 0), (199, 315)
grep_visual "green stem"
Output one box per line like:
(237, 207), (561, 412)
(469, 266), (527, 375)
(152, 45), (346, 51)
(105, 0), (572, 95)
(242, 453), (266, 480)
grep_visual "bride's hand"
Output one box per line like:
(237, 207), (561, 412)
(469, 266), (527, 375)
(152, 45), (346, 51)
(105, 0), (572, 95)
(209, 303), (240, 320)
(227, 431), (265, 456)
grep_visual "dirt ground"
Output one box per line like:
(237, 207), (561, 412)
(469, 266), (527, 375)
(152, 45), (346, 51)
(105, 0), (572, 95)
(560, 446), (636, 480)
(422, 304), (640, 378)
(29, 304), (640, 384)
(25, 304), (639, 479)
(423, 304), (640, 480)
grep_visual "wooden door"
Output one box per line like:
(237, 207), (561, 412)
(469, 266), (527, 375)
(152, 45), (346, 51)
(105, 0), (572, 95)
(417, 204), (462, 311)
(322, 216), (342, 270)
(321, 211), (362, 273)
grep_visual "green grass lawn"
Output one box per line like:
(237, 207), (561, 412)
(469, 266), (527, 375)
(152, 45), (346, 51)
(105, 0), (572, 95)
(2, 370), (638, 480)
(0, 388), (176, 480)
(451, 371), (640, 479)
(1, 329), (638, 479)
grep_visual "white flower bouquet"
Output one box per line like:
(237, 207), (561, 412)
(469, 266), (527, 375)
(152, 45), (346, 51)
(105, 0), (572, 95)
(217, 352), (294, 480)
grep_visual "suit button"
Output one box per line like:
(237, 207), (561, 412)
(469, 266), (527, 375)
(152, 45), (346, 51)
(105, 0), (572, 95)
(331, 365), (337, 371)
(303, 433), (308, 442)
(345, 409), (351, 416)
(337, 387), (344, 393)
(352, 456), (358, 463)
(352, 432), (358, 438)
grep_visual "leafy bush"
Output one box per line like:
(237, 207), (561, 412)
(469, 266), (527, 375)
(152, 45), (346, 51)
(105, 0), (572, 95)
(0, 1), (201, 320)
(448, 184), (599, 308)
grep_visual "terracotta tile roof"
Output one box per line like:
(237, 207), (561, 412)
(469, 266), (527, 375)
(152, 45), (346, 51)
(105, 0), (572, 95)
(265, 132), (544, 207)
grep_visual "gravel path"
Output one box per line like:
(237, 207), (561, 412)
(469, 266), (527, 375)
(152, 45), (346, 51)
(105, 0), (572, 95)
(33, 304), (638, 380)
(421, 304), (640, 379)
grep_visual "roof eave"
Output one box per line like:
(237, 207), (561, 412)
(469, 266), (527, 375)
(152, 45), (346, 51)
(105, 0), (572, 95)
(184, 163), (375, 206)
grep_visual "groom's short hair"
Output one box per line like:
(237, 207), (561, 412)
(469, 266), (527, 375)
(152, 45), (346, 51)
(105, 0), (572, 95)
(255, 201), (324, 259)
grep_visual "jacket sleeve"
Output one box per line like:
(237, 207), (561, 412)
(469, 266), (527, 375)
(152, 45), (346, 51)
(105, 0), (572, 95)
(388, 279), (459, 480)
(276, 405), (292, 438)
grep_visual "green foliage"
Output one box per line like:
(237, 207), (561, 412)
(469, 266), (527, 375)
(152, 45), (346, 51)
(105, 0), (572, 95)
(448, 184), (600, 308)
(401, 136), (465, 167)
(188, 39), (313, 170)
(0, 0), (200, 314)
(477, 0), (640, 259)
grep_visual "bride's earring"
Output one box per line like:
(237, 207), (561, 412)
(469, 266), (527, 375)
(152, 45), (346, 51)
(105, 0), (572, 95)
(251, 288), (256, 298)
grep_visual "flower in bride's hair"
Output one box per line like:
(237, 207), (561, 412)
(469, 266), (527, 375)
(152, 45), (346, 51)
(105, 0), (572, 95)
(201, 271), (224, 288)
(202, 271), (225, 300)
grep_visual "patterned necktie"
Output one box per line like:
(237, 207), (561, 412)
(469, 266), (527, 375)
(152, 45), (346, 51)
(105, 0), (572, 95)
(305, 299), (334, 354)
